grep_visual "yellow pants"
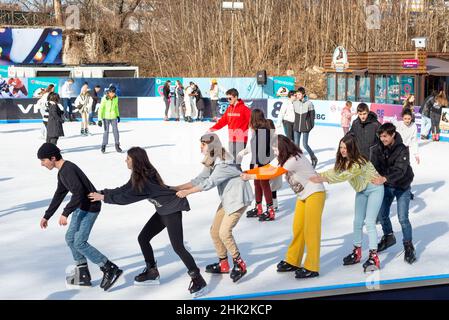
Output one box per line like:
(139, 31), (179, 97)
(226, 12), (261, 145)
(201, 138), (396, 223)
(285, 192), (326, 272)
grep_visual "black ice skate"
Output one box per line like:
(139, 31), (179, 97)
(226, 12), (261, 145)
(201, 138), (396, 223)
(259, 205), (275, 222)
(205, 258), (230, 274)
(115, 143), (123, 153)
(134, 263), (160, 286)
(188, 269), (208, 298)
(363, 250), (380, 273)
(100, 260), (123, 291)
(343, 246), (362, 266)
(276, 260), (299, 273)
(66, 264), (92, 287)
(295, 268), (319, 279)
(377, 233), (396, 252)
(404, 241), (417, 264)
(247, 203), (263, 218)
(230, 256), (247, 283)
(101, 145), (106, 154)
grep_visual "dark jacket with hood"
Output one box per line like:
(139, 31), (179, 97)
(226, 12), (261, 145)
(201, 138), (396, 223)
(370, 132), (414, 190)
(102, 179), (190, 215)
(348, 111), (381, 160)
(46, 101), (65, 138)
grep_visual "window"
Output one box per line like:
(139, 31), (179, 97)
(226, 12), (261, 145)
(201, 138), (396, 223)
(400, 76), (415, 102)
(347, 76), (356, 101)
(327, 74), (336, 100)
(375, 76), (387, 103)
(359, 76), (371, 102)
(337, 74), (346, 101)
(387, 75), (401, 105)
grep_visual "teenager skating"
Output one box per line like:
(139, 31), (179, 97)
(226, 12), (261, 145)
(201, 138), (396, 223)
(98, 86), (122, 153)
(88, 147), (207, 297)
(37, 143), (122, 291)
(174, 133), (254, 283)
(310, 135), (384, 273)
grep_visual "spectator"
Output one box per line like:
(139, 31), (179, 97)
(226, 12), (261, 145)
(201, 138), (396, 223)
(209, 79), (219, 122)
(60, 78), (76, 122)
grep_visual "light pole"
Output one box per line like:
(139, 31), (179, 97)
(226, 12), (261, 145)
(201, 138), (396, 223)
(222, 1), (244, 77)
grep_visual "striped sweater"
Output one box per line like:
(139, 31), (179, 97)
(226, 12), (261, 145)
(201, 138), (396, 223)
(319, 161), (379, 193)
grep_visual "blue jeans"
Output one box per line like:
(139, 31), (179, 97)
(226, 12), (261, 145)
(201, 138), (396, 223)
(421, 115), (431, 138)
(65, 209), (108, 267)
(63, 98), (74, 117)
(294, 131), (316, 160)
(378, 186), (413, 243)
(354, 184), (384, 250)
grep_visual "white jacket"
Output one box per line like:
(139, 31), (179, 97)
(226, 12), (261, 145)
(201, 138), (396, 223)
(277, 99), (295, 125)
(394, 120), (419, 156)
(60, 81), (75, 98)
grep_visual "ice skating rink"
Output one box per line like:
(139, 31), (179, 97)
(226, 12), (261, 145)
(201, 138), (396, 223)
(1, 121), (448, 300)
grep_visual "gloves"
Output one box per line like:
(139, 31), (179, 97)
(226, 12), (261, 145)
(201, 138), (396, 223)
(117, 116), (120, 123)
(97, 120), (103, 127)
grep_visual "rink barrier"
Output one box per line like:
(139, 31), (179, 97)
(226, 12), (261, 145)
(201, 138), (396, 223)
(199, 273), (449, 300)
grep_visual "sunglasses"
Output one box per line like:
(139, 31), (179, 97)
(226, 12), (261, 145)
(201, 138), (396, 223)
(227, 97), (234, 101)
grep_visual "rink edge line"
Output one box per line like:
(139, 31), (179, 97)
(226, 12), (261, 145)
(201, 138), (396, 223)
(199, 273), (449, 300)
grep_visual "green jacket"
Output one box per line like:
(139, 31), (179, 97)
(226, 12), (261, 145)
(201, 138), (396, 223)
(319, 161), (379, 193)
(98, 96), (119, 120)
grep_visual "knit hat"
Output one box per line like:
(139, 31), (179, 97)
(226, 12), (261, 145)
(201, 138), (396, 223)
(37, 143), (61, 160)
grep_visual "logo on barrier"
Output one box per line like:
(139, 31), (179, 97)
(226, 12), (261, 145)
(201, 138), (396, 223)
(18, 104), (40, 114)
(271, 101), (283, 118)
(316, 114), (326, 121)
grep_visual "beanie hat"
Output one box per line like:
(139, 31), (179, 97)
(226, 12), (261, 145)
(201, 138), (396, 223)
(37, 143), (61, 160)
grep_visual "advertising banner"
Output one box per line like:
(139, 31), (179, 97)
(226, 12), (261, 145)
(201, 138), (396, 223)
(272, 77), (296, 97)
(28, 77), (59, 98)
(155, 78), (183, 97)
(0, 28), (63, 65)
(0, 78), (29, 98)
(0, 65), (8, 77)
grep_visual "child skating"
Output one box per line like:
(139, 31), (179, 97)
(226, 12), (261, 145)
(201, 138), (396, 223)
(37, 143), (123, 291)
(174, 133), (254, 283)
(88, 147), (208, 297)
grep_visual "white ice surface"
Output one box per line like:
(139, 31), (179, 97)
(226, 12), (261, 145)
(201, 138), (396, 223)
(0, 121), (448, 300)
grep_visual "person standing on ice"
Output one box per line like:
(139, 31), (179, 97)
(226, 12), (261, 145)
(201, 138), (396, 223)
(45, 93), (65, 145)
(37, 143), (123, 291)
(97, 86), (122, 154)
(60, 78), (76, 122)
(208, 88), (252, 168)
(310, 134), (384, 273)
(37, 84), (55, 139)
(347, 102), (381, 161)
(74, 83), (94, 136)
(370, 123), (416, 264)
(276, 90), (296, 141)
(88, 147), (208, 298)
(293, 87), (318, 168)
(173, 133), (254, 283)
(241, 135), (326, 279)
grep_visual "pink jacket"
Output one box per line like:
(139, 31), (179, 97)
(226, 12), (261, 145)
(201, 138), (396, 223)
(341, 107), (352, 127)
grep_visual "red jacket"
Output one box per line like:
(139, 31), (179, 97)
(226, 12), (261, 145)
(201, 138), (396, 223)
(209, 99), (251, 143)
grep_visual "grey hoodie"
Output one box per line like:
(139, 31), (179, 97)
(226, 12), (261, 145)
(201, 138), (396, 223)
(293, 96), (315, 132)
(191, 158), (254, 215)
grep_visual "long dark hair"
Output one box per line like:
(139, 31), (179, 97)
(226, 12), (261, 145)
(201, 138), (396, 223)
(127, 147), (165, 191)
(250, 109), (270, 130)
(277, 135), (303, 166)
(335, 135), (367, 172)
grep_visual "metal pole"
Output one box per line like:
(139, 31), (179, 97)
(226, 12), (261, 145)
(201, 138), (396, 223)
(230, 9), (234, 77)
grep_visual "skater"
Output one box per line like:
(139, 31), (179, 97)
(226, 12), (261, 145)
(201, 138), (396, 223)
(60, 78), (76, 122)
(341, 101), (353, 136)
(98, 86), (122, 153)
(276, 90), (296, 141)
(403, 94), (415, 114)
(89, 85), (102, 125)
(37, 84), (55, 139)
(209, 79), (219, 122)
(174, 80), (184, 121)
(293, 87), (318, 168)
(420, 92), (435, 140)
(241, 135), (326, 279)
(392, 109), (420, 165)
(88, 147), (207, 297)
(163, 80), (171, 121)
(46, 93), (65, 145)
(239, 110), (277, 221)
(371, 123), (417, 264)
(74, 83), (94, 136)
(310, 134), (384, 273)
(173, 133), (254, 283)
(184, 82), (197, 123)
(193, 84), (204, 121)
(38, 143), (122, 291)
(347, 102), (381, 160)
(430, 91), (448, 142)
(209, 88), (252, 167)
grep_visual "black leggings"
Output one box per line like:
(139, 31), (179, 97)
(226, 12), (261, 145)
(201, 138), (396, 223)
(138, 212), (199, 273)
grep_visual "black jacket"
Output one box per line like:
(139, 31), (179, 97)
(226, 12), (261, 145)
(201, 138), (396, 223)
(348, 111), (381, 160)
(102, 179), (190, 215)
(44, 161), (101, 220)
(370, 133), (414, 190)
(46, 102), (64, 138)
(163, 86), (171, 99)
(420, 95), (434, 118)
